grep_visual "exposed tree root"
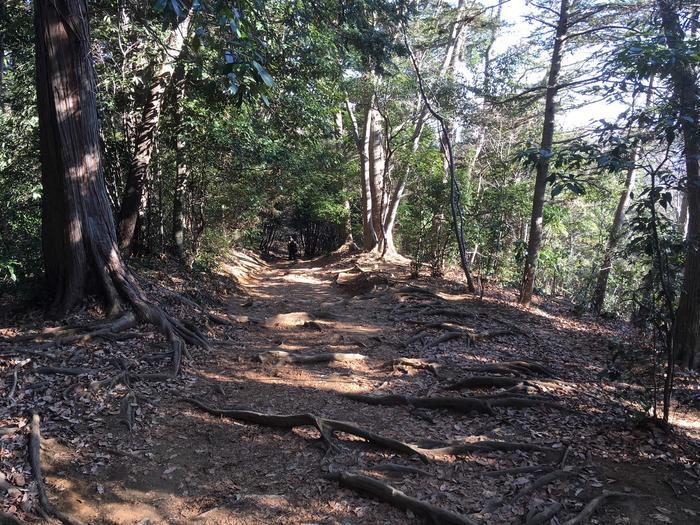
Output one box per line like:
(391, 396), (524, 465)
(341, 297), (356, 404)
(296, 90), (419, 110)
(0, 322), (99, 343)
(345, 392), (564, 413)
(344, 393), (493, 415)
(559, 444), (572, 468)
(470, 328), (514, 342)
(423, 307), (479, 319)
(29, 413), (86, 525)
(525, 502), (562, 525)
(445, 376), (527, 390)
(181, 398), (550, 464)
(0, 344), (59, 359)
(89, 369), (175, 392)
(410, 439), (556, 457)
(325, 471), (477, 525)
(95, 263), (211, 380)
(0, 511), (26, 525)
(406, 331), (429, 346)
(142, 351), (176, 363)
(406, 322), (467, 345)
(423, 331), (464, 349)
(255, 351), (367, 366)
(484, 396), (567, 411)
(410, 321), (467, 331)
(562, 491), (642, 525)
(423, 327), (514, 350)
(7, 365), (19, 399)
(34, 366), (98, 376)
(2, 314), (137, 348)
(51, 312), (138, 346)
(182, 398), (430, 460)
(228, 314), (261, 325)
(136, 274), (231, 325)
(394, 286), (443, 301)
(370, 463), (433, 477)
(461, 360), (557, 378)
(6, 287), (210, 383)
(119, 392), (137, 431)
(513, 469), (575, 502)
(383, 358), (441, 377)
(484, 464), (554, 477)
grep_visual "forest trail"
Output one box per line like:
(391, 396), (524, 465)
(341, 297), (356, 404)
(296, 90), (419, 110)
(3, 253), (700, 525)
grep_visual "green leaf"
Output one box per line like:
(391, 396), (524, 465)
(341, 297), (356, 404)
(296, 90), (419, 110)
(252, 61), (274, 87)
(227, 72), (239, 95)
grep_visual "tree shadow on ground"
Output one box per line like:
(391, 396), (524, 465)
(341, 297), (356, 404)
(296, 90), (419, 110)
(4, 254), (699, 524)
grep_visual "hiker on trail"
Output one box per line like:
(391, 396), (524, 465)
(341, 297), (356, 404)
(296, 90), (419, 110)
(287, 236), (299, 260)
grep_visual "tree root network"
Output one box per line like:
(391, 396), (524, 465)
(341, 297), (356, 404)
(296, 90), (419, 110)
(326, 471), (477, 525)
(29, 413), (85, 525)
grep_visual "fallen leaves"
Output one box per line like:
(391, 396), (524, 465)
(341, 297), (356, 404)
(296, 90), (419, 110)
(0, 253), (698, 524)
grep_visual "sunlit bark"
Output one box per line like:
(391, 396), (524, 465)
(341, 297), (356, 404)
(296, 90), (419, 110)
(117, 10), (192, 255)
(520, 0), (570, 306)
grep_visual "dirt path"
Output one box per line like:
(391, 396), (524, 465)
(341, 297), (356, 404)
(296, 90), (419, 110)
(11, 255), (700, 524)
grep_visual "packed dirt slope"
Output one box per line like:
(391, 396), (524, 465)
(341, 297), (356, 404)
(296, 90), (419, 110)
(1, 251), (699, 524)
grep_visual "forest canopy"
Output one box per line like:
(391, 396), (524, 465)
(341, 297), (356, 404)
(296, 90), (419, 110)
(1, 1), (700, 524)
(0, 1), (699, 361)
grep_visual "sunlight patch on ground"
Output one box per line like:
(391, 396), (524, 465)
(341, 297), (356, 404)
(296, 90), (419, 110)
(282, 273), (324, 285)
(241, 370), (368, 393)
(670, 410), (700, 440)
(325, 321), (381, 334)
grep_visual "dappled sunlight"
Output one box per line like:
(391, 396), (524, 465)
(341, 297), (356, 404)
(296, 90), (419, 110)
(4, 251), (698, 525)
(281, 273), (325, 285)
(237, 369), (371, 394)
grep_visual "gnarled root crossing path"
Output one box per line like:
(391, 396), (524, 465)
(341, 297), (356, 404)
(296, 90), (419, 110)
(8, 254), (699, 524)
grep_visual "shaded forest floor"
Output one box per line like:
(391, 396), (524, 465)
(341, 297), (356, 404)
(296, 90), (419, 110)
(1, 250), (699, 524)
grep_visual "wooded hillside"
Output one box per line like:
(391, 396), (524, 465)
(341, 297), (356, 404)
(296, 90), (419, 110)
(0, 1), (699, 524)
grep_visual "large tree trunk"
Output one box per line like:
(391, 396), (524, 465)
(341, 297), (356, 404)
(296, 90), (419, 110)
(334, 111), (353, 246)
(117, 10), (192, 255)
(35, 0), (204, 364)
(172, 64), (187, 258)
(591, 163), (637, 313)
(377, 1), (469, 260)
(368, 106), (386, 247)
(519, 0), (570, 306)
(346, 96), (377, 249)
(35, 0), (121, 316)
(659, 0), (700, 369)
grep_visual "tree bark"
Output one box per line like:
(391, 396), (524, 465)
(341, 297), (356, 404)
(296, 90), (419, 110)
(345, 96), (376, 249)
(361, 102), (377, 249)
(377, 2), (469, 260)
(591, 82), (653, 313)
(35, 0), (121, 315)
(369, 105), (386, 247)
(117, 10), (192, 255)
(519, 0), (570, 306)
(405, 35), (476, 292)
(0, 0), (5, 107)
(35, 0), (205, 365)
(172, 64), (187, 258)
(679, 194), (689, 238)
(591, 163), (637, 313)
(659, 0), (700, 369)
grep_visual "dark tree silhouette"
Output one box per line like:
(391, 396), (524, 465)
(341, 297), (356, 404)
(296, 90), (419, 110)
(35, 0), (205, 369)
